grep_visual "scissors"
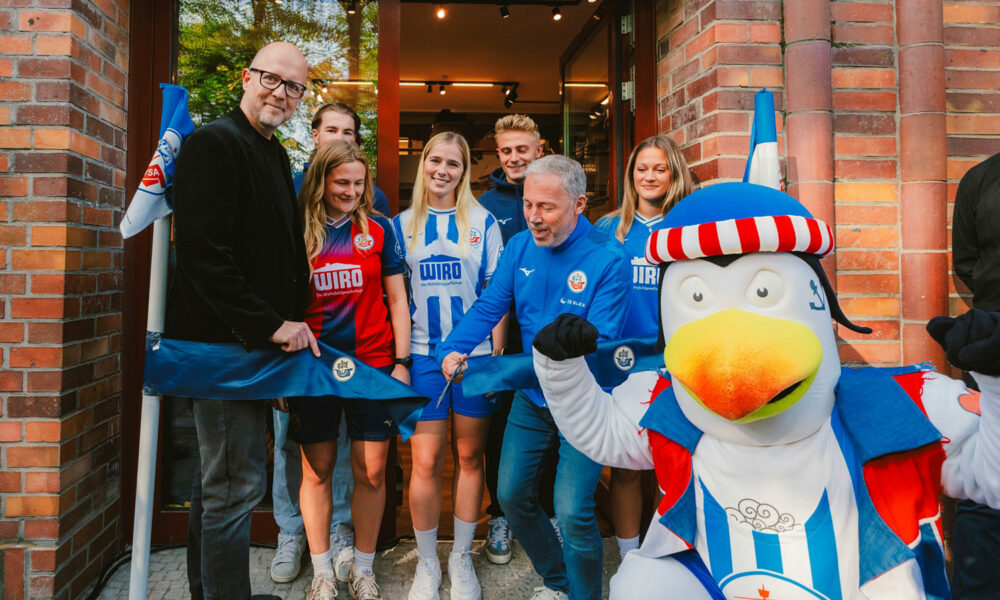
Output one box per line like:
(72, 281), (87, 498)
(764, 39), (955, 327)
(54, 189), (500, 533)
(436, 357), (466, 409)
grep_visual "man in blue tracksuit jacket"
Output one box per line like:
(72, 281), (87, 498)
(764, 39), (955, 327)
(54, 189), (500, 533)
(438, 155), (631, 600)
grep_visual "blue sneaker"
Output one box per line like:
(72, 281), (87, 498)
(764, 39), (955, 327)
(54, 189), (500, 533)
(484, 517), (512, 565)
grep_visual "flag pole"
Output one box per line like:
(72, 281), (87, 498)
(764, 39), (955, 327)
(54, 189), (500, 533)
(128, 214), (172, 600)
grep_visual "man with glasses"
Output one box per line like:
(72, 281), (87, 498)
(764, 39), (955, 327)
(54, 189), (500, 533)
(166, 41), (313, 600)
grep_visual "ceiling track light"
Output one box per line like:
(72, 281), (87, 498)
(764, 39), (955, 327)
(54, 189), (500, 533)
(500, 5), (510, 19)
(552, 6), (561, 20)
(346, 0), (357, 14)
(439, 84), (446, 95)
(426, 83), (433, 93)
(435, 4), (446, 19)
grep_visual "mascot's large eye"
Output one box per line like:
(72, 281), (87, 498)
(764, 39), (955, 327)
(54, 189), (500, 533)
(745, 269), (784, 308)
(679, 275), (714, 309)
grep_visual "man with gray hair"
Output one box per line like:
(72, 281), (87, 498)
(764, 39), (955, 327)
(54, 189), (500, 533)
(438, 155), (632, 600)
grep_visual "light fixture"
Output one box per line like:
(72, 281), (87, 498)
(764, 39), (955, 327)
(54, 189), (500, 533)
(504, 97), (514, 109)
(600, 94), (610, 105)
(346, 0), (357, 14)
(439, 84), (446, 95)
(592, 12), (601, 20)
(501, 86), (509, 95)
(504, 87), (518, 108)
(435, 4), (446, 19)
(427, 83), (433, 93)
(500, 5), (510, 19)
(552, 7), (561, 20)
(322, 86), (328, 94)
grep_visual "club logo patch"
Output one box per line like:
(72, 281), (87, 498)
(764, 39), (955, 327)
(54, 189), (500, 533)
(613, 345), (635, 371)
(468, 227), (482, 246)
(354, 233), (375, 252)
(332, 357), (356, 382)
(567, 270), (587, 293)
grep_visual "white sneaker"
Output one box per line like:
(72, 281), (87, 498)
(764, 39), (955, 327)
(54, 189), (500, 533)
(484, 517), (512, 565)
(550, 517), (564, 547)
(349, 566), (382, 600)
(529, 586), (569, 600)
(332, 523), (355, 553)
(447, 551), (481, 600)
(407, 557), (441, 600)
(269, 531), (306, 583)
(308, 572), (339, 600)
(335, 546), (355, 583)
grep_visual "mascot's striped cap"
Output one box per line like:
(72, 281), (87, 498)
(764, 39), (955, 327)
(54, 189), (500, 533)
(645, 182), (834, 264)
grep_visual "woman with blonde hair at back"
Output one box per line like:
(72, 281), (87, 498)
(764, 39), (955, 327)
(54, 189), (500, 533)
(596, 134), (693, 562)
(286, 139), (410, 600)
(392, 132), (505, 600)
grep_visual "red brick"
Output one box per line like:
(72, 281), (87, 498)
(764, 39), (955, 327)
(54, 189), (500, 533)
(6, 495), (60, 518)
(717, 44), (782, 65)
(0, 472), (20, 493)
(835, 226), (898, 248)
(944, 26), (1000, 47)
(838, 341), (902, 365)
(749, 24), (781, 43)
(35, 34), (74, 55)
(12, 249), (77, 271)
(0, 224), (27, 245)
(17, 57), (71, 79)
(946, 48), (1000, 70)
(0, 371), (23, 392)
(832, 2), (894, 23)
(25, 421), (60, 443)
(944, 3), (1000, 23)
(836, 250), (899, 271)
(0, 34), (33, 55)
(833, 91), (897, 112)
(7, 446), (60, 468)
(946, 69), (1000, 91)
(834, 135), (897, 157)
(19, 12), (73, 33)
(834, 182), (899, 203)
(832, 24), (894, 45)
(22, 519), (58, 540)
(4, 546), (25, 600)
(0, 421), (22, 442)
(10, 298), (65, 320)
(10, 346), (63, 369)
(25, 471), (59, 493)
(835, 159), (898, 179)
(832, 47), (895, 68)
(0, 176), (29, 197)
(0, 129), (31, 149)
(832, 68), (896, 89)
(29, 548), (56, 572)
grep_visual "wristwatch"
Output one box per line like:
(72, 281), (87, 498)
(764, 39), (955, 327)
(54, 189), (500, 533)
(393, 356), (413, 368)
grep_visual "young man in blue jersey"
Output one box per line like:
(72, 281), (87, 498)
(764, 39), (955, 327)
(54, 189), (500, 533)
(438, 155), (632, 600)
(477, 114), (545, 564)
(290, 103), (391, 215)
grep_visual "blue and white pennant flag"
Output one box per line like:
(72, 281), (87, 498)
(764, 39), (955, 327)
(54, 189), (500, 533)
(120, 84), (195, 239)
(742, 88), (783, 191)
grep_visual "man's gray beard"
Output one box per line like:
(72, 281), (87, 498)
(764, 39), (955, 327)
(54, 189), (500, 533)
(258, 109), (289, 130)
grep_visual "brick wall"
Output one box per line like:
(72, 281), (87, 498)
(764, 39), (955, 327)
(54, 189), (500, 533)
(944, 1), (1000, 315)
(0, 1), (128, 599)
(654, 0), (990, 368)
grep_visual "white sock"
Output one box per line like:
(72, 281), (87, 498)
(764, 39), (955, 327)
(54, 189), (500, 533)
(616, 535), (640, 558)
(311, 548), (334, 578)
(452, 516), (477, 555)
(414, 525), (439, 563)
(354, 548), (376, 576)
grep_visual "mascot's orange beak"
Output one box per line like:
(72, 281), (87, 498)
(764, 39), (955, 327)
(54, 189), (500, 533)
(664, 309), (822, 422)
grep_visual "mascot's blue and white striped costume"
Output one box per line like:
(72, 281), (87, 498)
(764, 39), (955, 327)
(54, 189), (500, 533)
(530, 183), (1000, 600)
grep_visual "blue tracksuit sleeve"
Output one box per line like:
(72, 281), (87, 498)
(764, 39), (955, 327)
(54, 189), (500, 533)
(436, 238), (517, 364)
(590, 253), (633, 341)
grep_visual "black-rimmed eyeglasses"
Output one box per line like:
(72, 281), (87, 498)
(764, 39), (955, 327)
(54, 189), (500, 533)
(248, 67), (307, 99)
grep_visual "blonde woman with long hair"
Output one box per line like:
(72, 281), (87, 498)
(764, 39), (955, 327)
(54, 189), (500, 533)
(596, 134), (693, 562)
(286, 140), (410, 600)
(392, 132), (505, 600)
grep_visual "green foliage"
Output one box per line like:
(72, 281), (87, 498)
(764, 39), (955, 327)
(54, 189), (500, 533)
(177, 0), (380, 169)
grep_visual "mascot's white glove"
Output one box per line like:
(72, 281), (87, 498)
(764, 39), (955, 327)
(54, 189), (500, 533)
(927, 309), (1000, 507)
(532, 314), (655, 470)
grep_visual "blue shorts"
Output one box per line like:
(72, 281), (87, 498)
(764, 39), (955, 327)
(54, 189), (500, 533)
(287, 365), (397, 444)
(411, 354), (499, 421)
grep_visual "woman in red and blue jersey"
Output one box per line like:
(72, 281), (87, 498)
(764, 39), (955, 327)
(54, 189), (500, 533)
(596, 135), (693, 563)
(288, 140), (409, 600)
(393, 132), (505, 600)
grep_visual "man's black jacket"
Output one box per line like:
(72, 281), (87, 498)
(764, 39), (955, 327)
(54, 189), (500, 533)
(165, 108), (310, 349)
(954, 152), (1000, 312)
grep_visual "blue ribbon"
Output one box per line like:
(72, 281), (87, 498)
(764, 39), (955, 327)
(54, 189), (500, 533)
(143, 333), (428, 440)
(461, 337), (661, 397)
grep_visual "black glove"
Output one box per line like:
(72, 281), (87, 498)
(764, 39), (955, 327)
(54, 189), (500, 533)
(927, 308), (1000, 375)
(532, 313), (599, 361)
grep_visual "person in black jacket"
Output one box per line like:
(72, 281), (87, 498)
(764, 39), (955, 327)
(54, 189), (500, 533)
(951, 152), (1000, 600)
(165, 41), (314, 600)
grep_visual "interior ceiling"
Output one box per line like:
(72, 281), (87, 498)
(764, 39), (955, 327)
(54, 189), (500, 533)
(400, 1), (603, 115)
